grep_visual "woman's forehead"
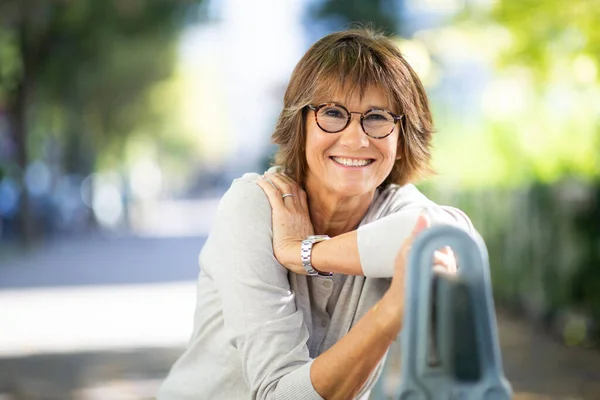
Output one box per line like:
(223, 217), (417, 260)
(312, 80), (396, 111)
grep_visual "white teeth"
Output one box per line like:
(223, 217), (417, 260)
(331, 157), (372, 167)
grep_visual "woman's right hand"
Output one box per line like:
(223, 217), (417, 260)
(377, 212), (457, 340)
(256, 172), (315, 274)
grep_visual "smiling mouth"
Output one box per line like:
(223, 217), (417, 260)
(330, 156), (375, 167)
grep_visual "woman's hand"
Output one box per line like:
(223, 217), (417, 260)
(256, 172), (314, 274)
(377, 212), (458, 339)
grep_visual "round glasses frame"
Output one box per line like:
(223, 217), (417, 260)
(307, 103), (403, 139)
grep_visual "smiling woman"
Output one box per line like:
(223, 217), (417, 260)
(157, 28), (474, 400)
(303, 86), (401, 228)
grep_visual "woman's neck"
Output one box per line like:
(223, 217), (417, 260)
(305, 180), (375, 238)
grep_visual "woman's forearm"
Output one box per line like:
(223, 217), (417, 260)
(308, 207), (472, 278)
(310, 231), (364, 275)
(310, 214), (440, 399)
(310, 296), (399, 399)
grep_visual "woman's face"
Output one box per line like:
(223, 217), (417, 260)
(304, 86), (400, 200)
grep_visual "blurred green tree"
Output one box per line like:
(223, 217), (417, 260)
(485, 0), (600, 84)
(0, 0), (204, 244)
(454, 0), (600, 340)
(469, 0), (599, 180)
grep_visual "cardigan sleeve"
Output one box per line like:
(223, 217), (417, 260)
(357, 190), (476, 278)
(201, 173), (324, 400)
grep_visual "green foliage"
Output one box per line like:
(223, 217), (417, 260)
(0, 0), (204, 242)
(488, 0), (600, 84)
(0, 27), (20, 103)
(424, 178), (600, 344)
(484, 0), (600, 180)
(429, 0), (600, 189)
(0, 0), (204, 173)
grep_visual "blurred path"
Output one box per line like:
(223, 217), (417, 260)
(498, 310), (600, 399)
(0, 235), (203, 357)
(1, 235), (600, 399)
(0, 234), (203, 399)
(0, 235), (205, 289)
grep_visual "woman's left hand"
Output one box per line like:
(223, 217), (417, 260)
(256, 172), (314, 274)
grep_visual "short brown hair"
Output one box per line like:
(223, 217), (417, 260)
(271, 28), (434, 187)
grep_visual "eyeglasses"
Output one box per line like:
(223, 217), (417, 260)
(307, 103), (403, 139)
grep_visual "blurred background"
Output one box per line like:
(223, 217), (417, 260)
(0, 0), (599, 399)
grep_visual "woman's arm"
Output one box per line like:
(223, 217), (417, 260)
(311, 294), (398, 399)
(257, 172), (469, 278)
(206, 174), (395, 399)
(308, 213), (429, 399)
(205, 175), (316, 399)
(309, 214), (443, 399)
(310, 229), (362, 275)
(215, 175), (453, 399)
(314, 206), (465, 277)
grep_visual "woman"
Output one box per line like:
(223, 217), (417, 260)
(157, 28), (474, 400)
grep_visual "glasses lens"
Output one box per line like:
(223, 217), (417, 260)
(316, 105), (349, 133)
(363, 110), (394, 137)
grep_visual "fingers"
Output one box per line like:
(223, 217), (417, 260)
(433, 248), (454, 265)
(433, 247), (457, 275)
(411, 212), (431, 238)
(441, 246), (457, 273)
(257, 177), (285, 210)
(263, 172), (307, 208)
(393, 212), (460, 278)
(267, 173), (295, 195)
(270, 174), (297, 205)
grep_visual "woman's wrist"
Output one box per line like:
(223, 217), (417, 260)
(283, 241), (306, 274)
(281, 239), (333, 276)
(282, 232), (364, 276)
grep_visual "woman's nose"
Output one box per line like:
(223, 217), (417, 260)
(339, 114), (369, 149)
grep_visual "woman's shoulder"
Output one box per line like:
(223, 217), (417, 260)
(224, 166), (286, 203)
(231, 171), (262, 189)
(218, 172), (270, 214)
(373, 183), (475, 233)
(373, 183), (435, 214)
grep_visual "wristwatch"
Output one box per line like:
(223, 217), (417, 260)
(301, 235), (333, 276)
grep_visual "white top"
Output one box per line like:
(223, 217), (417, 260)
(157, 172), (474, 400)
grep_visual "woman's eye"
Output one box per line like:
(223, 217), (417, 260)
(322, 108), (345, 118)
(365, 113), (388, 122)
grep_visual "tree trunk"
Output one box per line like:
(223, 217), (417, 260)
(9, 77), (36, 246)
(63, 105), (99, 232)
(9, 12), (37, 247)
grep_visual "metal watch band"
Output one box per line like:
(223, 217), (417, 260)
(301, 235), (332, 276)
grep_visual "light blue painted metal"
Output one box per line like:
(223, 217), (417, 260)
(391, 225), (512, 399)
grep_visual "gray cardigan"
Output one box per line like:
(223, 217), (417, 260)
(157, 172), (473, 400)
